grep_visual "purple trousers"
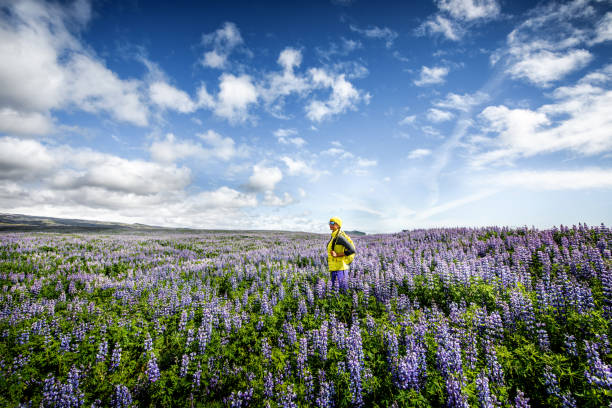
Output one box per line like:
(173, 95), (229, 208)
(331, 270), (348, 292)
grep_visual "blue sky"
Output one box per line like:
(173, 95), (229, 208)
(0, 0), (611, 233)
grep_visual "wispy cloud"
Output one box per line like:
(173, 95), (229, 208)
(470, 65), (612, 166)
(201, 22), (244, 69)
(414, 66), (450, 86)
(349, 24), (398, 48)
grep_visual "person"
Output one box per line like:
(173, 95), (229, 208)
(327, 216), (356, 292)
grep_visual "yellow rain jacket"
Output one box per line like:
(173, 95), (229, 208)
(327, 229), (356, 271)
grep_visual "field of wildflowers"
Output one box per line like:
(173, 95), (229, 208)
(0, 224), (611, 407)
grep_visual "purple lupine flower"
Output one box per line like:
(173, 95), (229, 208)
(144, 333), (153, 353)
(146, 352), (161, 383)
(543, 366), (560, 397)
(262, 337), (272, 363)
(283, 321), (297, 346)
(193, 362), (201, 388)
(96, 338), (108, 363)
(110, 344), (121, 371)
(445, 373), (469, 408)
(560, 391), (576, 408)
(178, 310), (188, 332)
(484, 341), (505, 386)
(514, 389), (530, 408)
(564, 334), (577, 357)
(278, 384), (297, 408)
(264, 371), (274, 399)
(225, 388), (253, 408)
(297, 337), (308, 379)
(316, 320), (329, 361)
(346, 321), (364, 407)
(111, 384), (132, 408)
(584, 340), (612, 389)
(304, 368), (314, 401)
(185, 328), (194, 350)
(316, 369), (334, 408)
(180, 354), (189, 377)
(536, 323), (550, 351)
(476, 372), (498, 408)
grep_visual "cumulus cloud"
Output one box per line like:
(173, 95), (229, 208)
(0, 108), (54, 136)
(306, 68), (369, 122)
(427, 108), (454, 122)
(495, 0), (605, 87)
(262, 191), (294, 207)
(260, 48), (310, 116)
(214, 74), (258, 122)
(416, 15), (463, 41)
(0, 137), (58, 179)
(414, 66), (450, 86)
(201, 22), (244, 69)
(0, 0), (149, 131)
(149, 82), (197, 113)
(593, 12), (612, 44)
(349, 24), (398, 48)
(0, 135), (265, 228)
(470, 65), (612, 166)
(434, 91), (488, 112)
(281, 156), (326, 181)
(149, 131), (241, 163)
(436, 0), (500, 21)
(245, 164), (283, 192)
(506, 49), (592, 87)
(408, 149), (432, 159)
(274, 128), (306, 147)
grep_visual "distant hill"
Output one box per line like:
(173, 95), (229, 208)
(0, 213), (353, 235)
(345, 230), (366, 236)
(0, 213), (162, 232)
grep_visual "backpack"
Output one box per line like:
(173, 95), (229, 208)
(331, 230), (356, 265)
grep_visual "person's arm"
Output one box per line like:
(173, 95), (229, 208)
(334, 234), (355, 256)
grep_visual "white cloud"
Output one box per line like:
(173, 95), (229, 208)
(417, 15), (463, 41)
(492, 168), (612, 190)
(0, 108), (53, 136)
(593, 12), (612, 44)
(434, 91), (488, 112)
(262, 191), (294, 207)
(408, 149), (432, 159)
(471, 65), (612, 166)
(0, 137), (58, 179)
(191, 186), (257, 209)
(246, 164), (283, 192)
(414, 66), (449, 87)
(306, 68), (368, 122)
(506, 49), (593, 87)
(399, 115), (417, 125)
(349, 24), (398, 48)
(496, 0), (604, 87)
(260, 48), (310, 116)
(201, 22), (244, 69)
(149, 133), (201, 163)
(149, 81), (196, 113)
(0, 0), (149, 130)
(274, 128), (307, 147)
(427, 108), (454, 123)
(436, 0), (500, 21)
(149, 131), (241, 163)
(214, 74), (258, 122)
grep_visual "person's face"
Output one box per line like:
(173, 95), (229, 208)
(329, 221), (339, 231)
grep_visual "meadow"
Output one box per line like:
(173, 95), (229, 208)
(0, 224), (610, 407)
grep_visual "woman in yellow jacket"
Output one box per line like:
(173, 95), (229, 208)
(327, 216), (356, 292)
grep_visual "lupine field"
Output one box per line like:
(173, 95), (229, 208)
(1, 224), (611, 407)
